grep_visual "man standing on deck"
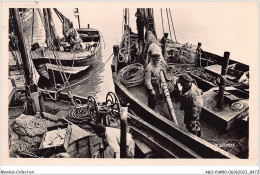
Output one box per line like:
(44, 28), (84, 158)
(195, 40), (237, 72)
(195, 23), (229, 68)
(144, 53), (165, 110)
(178, 74), (203, 137)
(92, 124), (135, 158)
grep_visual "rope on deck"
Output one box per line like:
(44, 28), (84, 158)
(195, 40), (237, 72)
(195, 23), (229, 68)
(118, 63), (144, 88)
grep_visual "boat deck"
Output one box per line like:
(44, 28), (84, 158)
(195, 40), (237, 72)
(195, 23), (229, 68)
(127, 84), (248, 157)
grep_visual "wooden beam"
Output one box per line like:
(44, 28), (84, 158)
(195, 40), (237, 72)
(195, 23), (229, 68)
(134, 138), (152, 155)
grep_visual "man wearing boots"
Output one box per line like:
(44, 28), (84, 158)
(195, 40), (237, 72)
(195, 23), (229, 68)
(178, 74), (203, 136)
(144, 53), (164, 110)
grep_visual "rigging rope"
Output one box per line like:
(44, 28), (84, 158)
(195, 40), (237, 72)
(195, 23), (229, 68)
(160, 8), (165, 34)
(166, 8), (173, 41)
(60, 53), (114, 90)
(41, 8), (76, 102)
(169, 9), (178, 43)
(51, 51), (74, 94)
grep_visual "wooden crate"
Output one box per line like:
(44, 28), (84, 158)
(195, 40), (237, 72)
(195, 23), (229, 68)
(38, 124), (72, 157)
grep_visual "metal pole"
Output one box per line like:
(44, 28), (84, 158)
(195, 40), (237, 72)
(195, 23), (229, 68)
(217, 52), (230, 109)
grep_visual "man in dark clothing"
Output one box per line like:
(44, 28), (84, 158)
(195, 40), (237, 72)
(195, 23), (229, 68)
(178, 74), (203, 136)
(66, 28), (81, 51)
(144, 53), (164, 110)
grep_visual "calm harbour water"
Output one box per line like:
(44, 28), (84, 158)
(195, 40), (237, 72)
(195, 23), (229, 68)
(26, 5), (256, 102)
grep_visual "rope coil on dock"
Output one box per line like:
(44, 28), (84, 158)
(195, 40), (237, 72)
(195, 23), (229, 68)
(118, 63), (145, 88)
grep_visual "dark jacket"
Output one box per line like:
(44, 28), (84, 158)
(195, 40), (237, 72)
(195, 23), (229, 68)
(180, 83), (203, 125)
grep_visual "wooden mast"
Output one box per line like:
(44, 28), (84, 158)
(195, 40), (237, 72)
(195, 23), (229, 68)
(11, 8), (44, 114)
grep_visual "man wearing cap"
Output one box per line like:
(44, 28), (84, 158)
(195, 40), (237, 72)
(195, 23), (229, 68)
(66, 28), (82, 52)
(144, 53), (166, 110)
(92, 124), (135, 158)
(178, 74), (203, 136)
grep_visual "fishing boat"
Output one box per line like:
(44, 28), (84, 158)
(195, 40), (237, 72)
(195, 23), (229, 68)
(111, 8), (249, 158)
(18, 8), (103, 86)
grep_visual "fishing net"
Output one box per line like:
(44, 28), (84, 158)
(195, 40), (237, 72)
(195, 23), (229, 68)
(10, 114), (58, 157)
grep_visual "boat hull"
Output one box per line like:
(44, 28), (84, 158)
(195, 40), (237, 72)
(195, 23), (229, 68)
(33, 40), (102, 85)
(31, 43), (102, 67)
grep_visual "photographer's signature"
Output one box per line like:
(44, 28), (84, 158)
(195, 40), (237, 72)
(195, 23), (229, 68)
(208, 140), (242, 150)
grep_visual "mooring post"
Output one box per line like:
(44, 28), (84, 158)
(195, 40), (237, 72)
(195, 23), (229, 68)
(217, 52), (230, 109)
(196, 42), (202, 67)
(162, 33), (168, 58)
(120, 104), (128, 158)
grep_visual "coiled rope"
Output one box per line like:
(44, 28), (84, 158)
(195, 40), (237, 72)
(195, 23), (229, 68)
(67, 107), (91, 126)
(118, 63), (144, 88)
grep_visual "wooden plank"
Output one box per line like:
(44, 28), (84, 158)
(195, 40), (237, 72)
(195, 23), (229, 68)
(130, 127), (177, 158)
(77, 137), (91, 149)
(130, 115), (201, 158)
(134, 138), (152, 155)
(69, 123), (91, 144)
(67, 137), (91, 158)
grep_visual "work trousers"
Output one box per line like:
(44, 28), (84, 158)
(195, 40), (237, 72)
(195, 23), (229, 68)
(147, 89), (157, 110)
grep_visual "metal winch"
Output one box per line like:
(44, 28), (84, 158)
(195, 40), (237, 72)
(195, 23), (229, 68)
(67, 92), (121, 127)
